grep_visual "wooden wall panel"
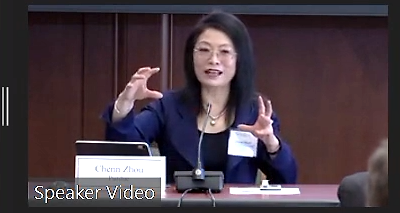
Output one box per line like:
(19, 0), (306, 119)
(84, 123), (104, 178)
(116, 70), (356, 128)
(240, 15), (388, 183)
(82, 14), (115, 141)
(28, 13), (164, 178)
(29, 13), (84, 177)
(170, 14), (388, 183)
(117, 14), (163, 112)
(170, 14), (204, 89)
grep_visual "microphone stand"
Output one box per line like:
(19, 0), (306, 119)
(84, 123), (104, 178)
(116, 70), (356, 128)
(192, 103), (211, 180)
(174, 103), (224, 206)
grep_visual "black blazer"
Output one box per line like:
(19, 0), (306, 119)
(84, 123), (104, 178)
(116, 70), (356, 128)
(337, 171), (368, 207)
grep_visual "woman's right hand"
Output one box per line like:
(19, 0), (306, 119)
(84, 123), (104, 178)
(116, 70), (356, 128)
(113, 67), (162, 120)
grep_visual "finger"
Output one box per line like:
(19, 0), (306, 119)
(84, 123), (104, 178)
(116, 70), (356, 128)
(237, 124), (254, 132)
(131, 74), (146, 80)
(138, 67), (160, 79)
(146, 90), (163, 99)
(129, 74), (146, 83)
(146, 67), (161, 78)
(258, 96), (266, 115)
(136, 67), (151, 74)
(265, 99), (273, 118)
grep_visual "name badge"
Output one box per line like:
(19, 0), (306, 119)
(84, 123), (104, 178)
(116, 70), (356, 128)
(75, 156), (166, 197)
(228, 129), (258, 158)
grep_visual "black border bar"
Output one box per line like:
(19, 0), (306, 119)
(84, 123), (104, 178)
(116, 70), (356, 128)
(27, 5), (388, 16)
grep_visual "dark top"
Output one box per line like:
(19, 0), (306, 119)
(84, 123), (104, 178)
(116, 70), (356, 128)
(200, 128), (230, 174)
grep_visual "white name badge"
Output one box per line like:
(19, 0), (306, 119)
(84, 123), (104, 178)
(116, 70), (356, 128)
(228, 129), (258, 158)
(75, 155), (166, 197)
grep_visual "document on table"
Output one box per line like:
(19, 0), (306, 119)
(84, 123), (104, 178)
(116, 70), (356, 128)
(229, 187), (300, 195)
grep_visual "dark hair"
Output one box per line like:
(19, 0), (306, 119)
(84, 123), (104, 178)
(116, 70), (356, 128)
(366, 139), (388, 207)
(180, 11), (257, 122)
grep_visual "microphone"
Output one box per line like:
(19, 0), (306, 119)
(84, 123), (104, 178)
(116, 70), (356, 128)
(193, 102), (211, 180)
(173, 103), (224, 193)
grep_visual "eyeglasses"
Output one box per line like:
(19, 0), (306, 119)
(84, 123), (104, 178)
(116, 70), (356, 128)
(193, 47), (237, 61)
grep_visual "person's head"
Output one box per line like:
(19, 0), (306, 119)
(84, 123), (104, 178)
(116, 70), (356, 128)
(366, 139), (388, 207)
(182, 11), (257, 112)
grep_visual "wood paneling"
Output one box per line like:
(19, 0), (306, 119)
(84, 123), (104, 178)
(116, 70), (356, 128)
(117, 14), (163, 112)
(82, 14), (115, 140)
(28, 13), (163, 178)
(29, 12), (388, 184)
(241, 15), (387, 183)
(29, 13), (84, 177)
(170, 14), (204, 89)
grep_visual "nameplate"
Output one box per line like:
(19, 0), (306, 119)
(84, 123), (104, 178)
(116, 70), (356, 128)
(75, 155), (166, 196)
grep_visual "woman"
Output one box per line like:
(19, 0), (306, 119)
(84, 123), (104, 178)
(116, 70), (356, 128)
(102, 11), (298, 184)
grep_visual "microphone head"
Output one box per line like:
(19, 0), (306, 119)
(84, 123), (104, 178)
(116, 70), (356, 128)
(192, 168), (205, 180)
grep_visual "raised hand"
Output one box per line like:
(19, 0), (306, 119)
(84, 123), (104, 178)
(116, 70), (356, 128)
(113, 67), (162, 119)
(119, 67), (163, 102)
(237, 96), (279, 152)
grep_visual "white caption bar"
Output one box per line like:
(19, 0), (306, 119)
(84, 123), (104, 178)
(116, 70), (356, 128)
(1, 87), (9, 127)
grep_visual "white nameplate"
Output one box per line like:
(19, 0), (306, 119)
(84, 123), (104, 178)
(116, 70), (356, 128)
(75, 155), (166, 198)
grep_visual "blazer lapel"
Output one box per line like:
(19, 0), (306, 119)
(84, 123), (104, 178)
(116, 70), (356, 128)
(171, 102), (199, 169)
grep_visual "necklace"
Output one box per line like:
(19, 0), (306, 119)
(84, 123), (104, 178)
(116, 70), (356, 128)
(206, 107), (227, 126)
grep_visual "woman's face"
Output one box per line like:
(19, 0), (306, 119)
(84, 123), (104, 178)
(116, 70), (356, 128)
(193, 28), (237, 88)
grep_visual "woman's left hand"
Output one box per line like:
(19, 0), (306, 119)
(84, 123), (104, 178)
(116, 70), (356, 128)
(237, 96), (280, 153)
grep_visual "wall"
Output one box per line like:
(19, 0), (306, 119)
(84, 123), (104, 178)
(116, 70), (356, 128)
(28, 12), (388, 184)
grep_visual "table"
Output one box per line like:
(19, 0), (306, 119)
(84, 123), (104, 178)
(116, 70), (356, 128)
(28, 182), (339, 207)
(162, 184), (339, 207)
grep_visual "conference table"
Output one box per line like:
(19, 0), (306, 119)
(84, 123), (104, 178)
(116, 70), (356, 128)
(28, 182), (339, 207)
(162, 184), (339, 207)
